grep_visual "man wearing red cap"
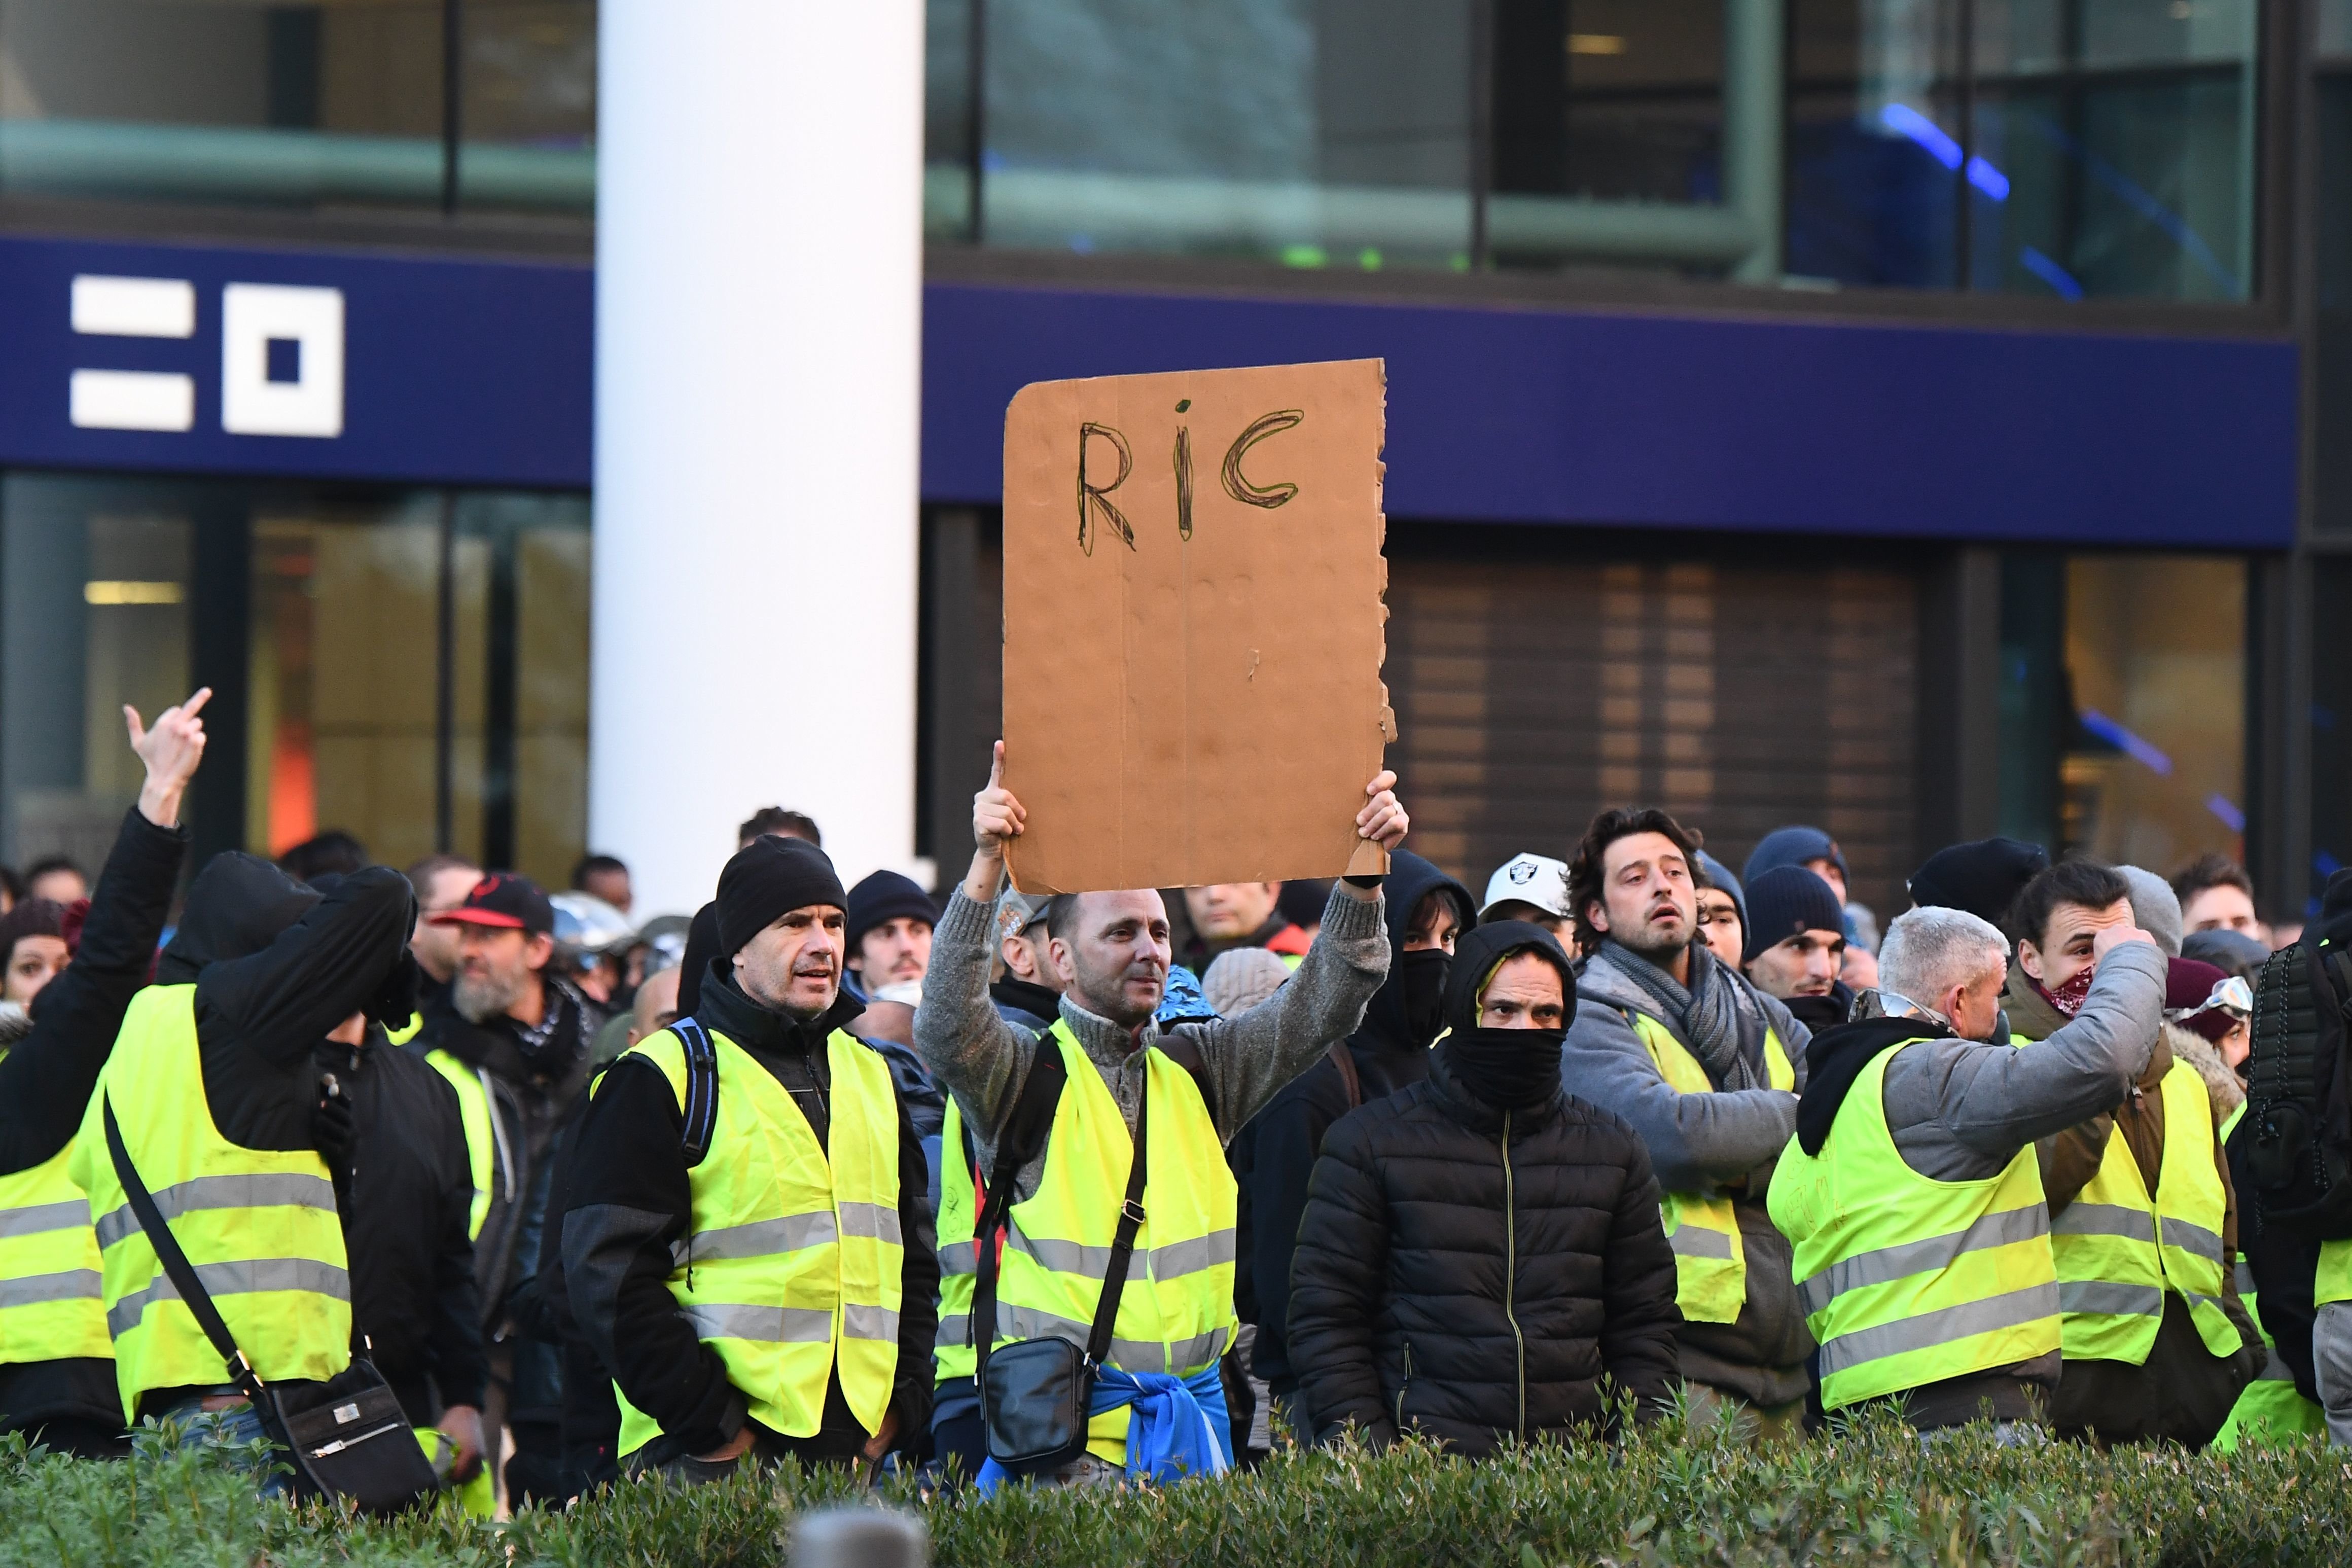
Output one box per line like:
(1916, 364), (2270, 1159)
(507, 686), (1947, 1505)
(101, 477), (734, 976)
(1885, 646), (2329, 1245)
(413, 871), (605, 1505)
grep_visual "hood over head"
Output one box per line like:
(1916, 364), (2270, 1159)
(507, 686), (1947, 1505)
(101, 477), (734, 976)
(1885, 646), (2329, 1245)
(1350, 849), (1474, 1052)
(156, 851), (320, 985)
(1441, 919), (1578, 1036)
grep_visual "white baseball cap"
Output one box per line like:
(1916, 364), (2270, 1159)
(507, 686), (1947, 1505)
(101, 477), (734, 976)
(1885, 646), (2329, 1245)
(1480, 852), (1572, 921)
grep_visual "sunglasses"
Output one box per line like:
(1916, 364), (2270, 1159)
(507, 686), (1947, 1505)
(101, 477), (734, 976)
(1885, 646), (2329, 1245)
(2166, 974), (2253, 1024)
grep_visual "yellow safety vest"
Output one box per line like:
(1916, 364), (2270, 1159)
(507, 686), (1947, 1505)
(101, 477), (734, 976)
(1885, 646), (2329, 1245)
(1769, 1040), (2058, 1412)
(2051, 1058), (2241, 1363)
(424, 1050), (498, 1242)
(70, 985), (352, 1419)
(2319, 1238), (2352, 1309)
(1623, 1009), (1795, 1325)
(0, 1123), (111, 1366)
(934, 1096), (981, 1384)
(386, 1011), (424, 1047)
(977, 1022), (1237, 1467)
(606, 1024), (903, 1457)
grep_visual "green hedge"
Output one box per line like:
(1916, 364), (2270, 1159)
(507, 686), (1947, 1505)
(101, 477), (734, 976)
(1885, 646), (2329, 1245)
(5, 1408), (2349, 1567)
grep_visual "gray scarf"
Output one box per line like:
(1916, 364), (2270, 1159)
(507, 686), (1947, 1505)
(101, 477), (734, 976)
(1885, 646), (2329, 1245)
(1598, 938), (1762, 1091)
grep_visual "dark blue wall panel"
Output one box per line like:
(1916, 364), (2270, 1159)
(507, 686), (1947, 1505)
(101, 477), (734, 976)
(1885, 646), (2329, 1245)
(0, 232), (2298, 548)
(921, 282), (2299, 548)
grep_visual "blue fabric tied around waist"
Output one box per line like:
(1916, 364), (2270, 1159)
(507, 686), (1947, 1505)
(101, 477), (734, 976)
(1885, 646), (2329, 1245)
(975, 1361), (1231, 1492)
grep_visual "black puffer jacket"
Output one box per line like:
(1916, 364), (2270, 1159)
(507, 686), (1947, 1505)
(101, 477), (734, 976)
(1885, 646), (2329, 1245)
(1287, 925), (1682, 1456)
(1230, 850), (1474, 1393)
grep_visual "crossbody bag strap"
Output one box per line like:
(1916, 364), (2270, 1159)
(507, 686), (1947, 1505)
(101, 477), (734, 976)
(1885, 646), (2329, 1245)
(102, 1096), (267, 1403)
(1326, 1042), (1363, 1110)
(971, 1041), (1070, 1378)
(1083, 1086), (1150, 1370)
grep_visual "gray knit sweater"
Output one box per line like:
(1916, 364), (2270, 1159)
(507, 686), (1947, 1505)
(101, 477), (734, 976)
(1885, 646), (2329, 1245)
(912, 881), (1389, 1207)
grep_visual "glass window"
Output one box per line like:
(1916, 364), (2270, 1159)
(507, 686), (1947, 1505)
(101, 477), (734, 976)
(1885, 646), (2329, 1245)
(2312, 558), (2352, 917)
(932, 0), (1475, 270)
(460, 0), (596, 212)
(0, 1), (589, 216)
(0, 474), (589, 887)
(1789, 0), (2255, 299)
(2316, 51), (2352, 530)
(2057, 552), (2245, 869)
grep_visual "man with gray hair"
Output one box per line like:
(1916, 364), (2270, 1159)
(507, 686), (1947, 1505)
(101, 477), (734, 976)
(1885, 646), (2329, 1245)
(1769, 903), (2167, 1434)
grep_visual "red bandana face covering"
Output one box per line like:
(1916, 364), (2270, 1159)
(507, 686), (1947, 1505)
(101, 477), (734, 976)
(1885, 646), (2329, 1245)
(2032, 963), (2097, 1021)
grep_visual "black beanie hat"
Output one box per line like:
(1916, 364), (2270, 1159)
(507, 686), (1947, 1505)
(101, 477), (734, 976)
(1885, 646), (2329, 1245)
(716, 835), (848, 959)
(1741, 865), (1847, 963)
(846, 870), (937, 954)
(1908, 836), (2050, 927)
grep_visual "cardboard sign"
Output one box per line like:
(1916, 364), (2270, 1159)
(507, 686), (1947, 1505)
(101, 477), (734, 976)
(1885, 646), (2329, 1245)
(1000, 359), (1393, 895)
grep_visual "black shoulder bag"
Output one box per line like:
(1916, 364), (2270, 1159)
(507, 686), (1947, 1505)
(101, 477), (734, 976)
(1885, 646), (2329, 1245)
(102, 1098), (442, 1515)
(972, 1071), (1149, 1477)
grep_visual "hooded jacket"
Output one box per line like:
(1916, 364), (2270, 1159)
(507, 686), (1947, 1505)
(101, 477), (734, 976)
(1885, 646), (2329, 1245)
(1564, 942), (1813, 1408)
(1286, 922), (1681, 1454)
(1228, 851), (1474, 1393)
(0, 807), (184, 1448)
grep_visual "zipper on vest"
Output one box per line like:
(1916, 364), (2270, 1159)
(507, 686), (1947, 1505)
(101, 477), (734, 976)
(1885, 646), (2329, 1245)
(1502, 1109), (1525, 1439)
(1397, 1337), (1413, 1429)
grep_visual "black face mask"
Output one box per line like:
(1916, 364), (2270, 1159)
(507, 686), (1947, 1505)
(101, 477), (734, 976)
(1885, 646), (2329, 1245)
(1399, 949), (1451, 1045)
(1445, 1027), (1567, 1111)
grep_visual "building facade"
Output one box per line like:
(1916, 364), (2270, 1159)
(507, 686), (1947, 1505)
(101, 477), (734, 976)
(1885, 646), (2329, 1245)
(0, 0), (2342, 924)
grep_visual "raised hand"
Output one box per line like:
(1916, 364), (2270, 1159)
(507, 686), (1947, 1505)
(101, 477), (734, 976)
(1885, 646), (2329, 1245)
(1357, 769), (1408, 851)
(127, 687), (210, 828)
(973, 740), (1028, 856)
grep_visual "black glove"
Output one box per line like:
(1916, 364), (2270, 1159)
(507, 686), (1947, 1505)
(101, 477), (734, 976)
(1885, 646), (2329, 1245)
(312, 1071), (355, 1177)
(369, 949), (421, 1031)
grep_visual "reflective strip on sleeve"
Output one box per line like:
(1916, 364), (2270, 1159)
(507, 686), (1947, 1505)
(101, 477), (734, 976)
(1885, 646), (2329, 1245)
(1669, 1225), (1736, 1262)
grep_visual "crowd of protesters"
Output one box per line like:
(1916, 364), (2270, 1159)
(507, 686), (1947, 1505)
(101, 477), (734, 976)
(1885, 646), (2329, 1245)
(3, 698), (2349, 1512)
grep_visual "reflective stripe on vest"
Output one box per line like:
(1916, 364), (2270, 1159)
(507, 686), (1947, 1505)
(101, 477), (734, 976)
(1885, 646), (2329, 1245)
(425, 1050), (497, 1242)
(2051, 1059), (2241, 1364)
(606, 1024), (902, 1457)
(68, 984), (351, 1418)
(979, 1021), (1238, 1467)
(0, 1143), (111, 1364)
(933, 1096), (981, 1383)
(1768, 1039), (2057, 1412)
(1625, 1010), (1794, 1326)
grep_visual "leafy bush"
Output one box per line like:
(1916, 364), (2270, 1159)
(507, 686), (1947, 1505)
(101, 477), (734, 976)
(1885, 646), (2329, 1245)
(1, 1405), (2348, 1567)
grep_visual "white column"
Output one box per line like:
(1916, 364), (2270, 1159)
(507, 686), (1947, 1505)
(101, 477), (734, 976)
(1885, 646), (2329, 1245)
(591, 1), (926, 917)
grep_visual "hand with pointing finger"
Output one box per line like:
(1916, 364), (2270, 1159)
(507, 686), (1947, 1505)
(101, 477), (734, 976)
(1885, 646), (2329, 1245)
(963, 741), (1029, 901)
(128, 687), (210, 829)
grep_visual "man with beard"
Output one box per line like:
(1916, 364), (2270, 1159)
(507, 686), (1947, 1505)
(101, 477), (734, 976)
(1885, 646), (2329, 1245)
(1561, 807), (1812, 1441)
(916, 744), (1405, 1486)
(1739, 866), (1853, 1035)
(562, 835), (938, 1481)
(412, 873), (602, 1506)
(1227, 849), (1471, 1439)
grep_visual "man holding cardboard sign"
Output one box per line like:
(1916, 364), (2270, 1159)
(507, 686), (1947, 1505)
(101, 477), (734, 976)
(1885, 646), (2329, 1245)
(916, 353), (1404, 1487)
(915, 745), (1407, 1486)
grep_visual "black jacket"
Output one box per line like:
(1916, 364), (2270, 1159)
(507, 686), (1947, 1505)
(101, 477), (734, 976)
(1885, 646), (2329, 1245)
(0, 807), (185, 1440)
(158, 857), (415, 1153)
(1230, 851), (1473, 1391)
(1287, 923), (1682, 1457)
(323, 1031), (487, 1423)
(561, 965), (939, 1463)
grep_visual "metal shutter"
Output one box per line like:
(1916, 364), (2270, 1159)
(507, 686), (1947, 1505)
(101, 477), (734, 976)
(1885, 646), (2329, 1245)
(1384, 541), (1919, 918)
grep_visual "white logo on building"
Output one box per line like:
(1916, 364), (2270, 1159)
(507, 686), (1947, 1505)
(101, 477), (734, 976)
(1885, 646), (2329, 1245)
(69, 274), (345, 439)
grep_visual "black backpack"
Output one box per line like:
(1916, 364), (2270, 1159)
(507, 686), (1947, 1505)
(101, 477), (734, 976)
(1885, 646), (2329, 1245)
(2233, 922), (2352, 1239)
